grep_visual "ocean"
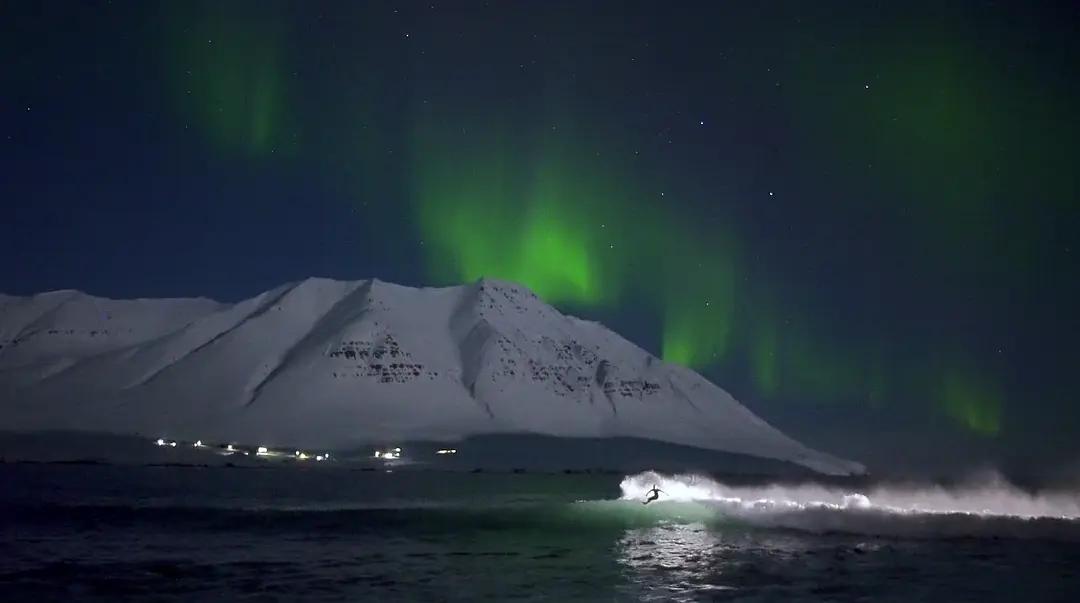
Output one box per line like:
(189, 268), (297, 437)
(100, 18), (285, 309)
(2, 464), (1078, 602)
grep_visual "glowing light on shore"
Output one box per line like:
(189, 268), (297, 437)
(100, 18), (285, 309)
(375, 447), (402, 460)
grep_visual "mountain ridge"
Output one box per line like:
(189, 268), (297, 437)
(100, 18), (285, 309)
(0, 277), (864, 475)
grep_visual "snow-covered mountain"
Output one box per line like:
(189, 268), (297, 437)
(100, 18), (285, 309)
(0, 278), (863, 475)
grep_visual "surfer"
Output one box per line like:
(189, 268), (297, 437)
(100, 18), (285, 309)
(643, 485), (664, 505)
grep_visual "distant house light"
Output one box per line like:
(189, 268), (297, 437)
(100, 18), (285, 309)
(194, 440), (203, 448)
(256, 446), (269, 456)
(375, 448), (401, 460)
(155, 438), (166, 446)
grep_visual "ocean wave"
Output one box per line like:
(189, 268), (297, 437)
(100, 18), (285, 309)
(9, 471), (1080, 542)
(618, 471), (1080, 540)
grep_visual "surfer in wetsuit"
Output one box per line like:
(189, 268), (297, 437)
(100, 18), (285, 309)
(643, 485), (664, 505)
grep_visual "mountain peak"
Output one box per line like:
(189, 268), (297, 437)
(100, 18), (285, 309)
(0, 277), (863, 476)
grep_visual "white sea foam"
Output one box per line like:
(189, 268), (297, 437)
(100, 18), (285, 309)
(619, 471), (1080, 540)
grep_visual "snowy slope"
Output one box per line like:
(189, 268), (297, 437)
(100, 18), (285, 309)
(0, 278), (863, 475)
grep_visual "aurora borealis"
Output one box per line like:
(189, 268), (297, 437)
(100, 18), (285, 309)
(3, 0), (1077, 475)
(169, 5), (286, 156)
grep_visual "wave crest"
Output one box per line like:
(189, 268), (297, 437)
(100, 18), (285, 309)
(618, 471), (1080, 540)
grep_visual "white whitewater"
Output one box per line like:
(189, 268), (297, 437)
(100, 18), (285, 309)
(619, 471), (1080, 539)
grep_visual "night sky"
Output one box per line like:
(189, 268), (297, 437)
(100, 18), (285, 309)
(3, 1), (1078, 476)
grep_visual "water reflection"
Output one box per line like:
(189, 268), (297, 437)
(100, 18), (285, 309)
(614, 514), (847, 601)
(616, 521), (736, 601)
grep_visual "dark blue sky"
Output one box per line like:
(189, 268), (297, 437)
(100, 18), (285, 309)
(3, 1), (1078, 476)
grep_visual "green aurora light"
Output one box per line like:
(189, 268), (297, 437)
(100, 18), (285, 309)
(411, 124), (746, 365)
(169, 6), (286, 156)
(409, 120), (1005, 437)
(152, 6), (1033, 440)
(938, 371), (1003, 436)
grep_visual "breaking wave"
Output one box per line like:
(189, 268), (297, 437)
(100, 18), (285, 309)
(618, 471), (1080, 540)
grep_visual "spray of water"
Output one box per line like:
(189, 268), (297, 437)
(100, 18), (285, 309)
(618, 471), (1080, 540)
